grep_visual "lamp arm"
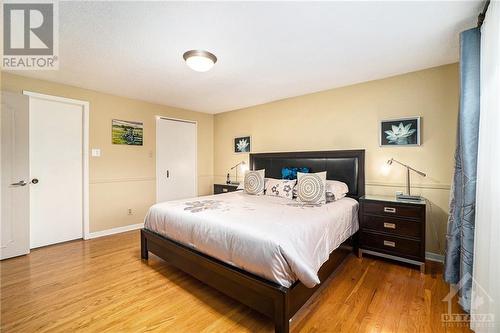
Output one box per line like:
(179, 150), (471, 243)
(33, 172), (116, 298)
(230, 162), (242, 170)
(229, 161), (247, 184)
(391, 159), (426, 177)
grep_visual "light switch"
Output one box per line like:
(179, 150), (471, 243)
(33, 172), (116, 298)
(91, 148), (101, 157)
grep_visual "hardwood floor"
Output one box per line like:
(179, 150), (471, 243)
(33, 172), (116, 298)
(1, 230), (471, 333)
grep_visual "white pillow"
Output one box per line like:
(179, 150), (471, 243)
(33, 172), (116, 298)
(238, 177), (272, 191)
(265, 178), (296, 199)
(325, 180), (349, 202)
(296, 171), (326, 204)
(244, 169), (265, 195)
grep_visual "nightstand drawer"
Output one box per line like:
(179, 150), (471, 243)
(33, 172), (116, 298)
(361, 215), (421, 238)
(363, 201), (423, 219)
(214, 184), (239, 195)
(359, 231), (422, 259)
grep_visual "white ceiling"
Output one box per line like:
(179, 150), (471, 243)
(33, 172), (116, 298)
(13, 1), (482, 114)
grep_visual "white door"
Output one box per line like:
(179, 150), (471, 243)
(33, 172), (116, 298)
(1, 92), (30, 259)
(156, 118), (197, 202)
(29, 95), (84, 248)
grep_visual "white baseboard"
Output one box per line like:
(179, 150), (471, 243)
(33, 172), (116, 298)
(425, 251), (444, 263)
(85, 223), (144, 240)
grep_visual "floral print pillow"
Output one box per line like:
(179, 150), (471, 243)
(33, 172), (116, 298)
(264, 178), (297, 200)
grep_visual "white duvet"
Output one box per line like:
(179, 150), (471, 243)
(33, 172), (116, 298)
(144, 191), (359, 288)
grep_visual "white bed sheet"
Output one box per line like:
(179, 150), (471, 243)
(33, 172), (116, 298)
(144, 191), (359, 288)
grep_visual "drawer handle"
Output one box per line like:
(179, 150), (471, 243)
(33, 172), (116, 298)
(222, 188), (228, 192)
(383, 240), (396, 247)
(384, 207), (396, 213)
(384, 222), (396, 229)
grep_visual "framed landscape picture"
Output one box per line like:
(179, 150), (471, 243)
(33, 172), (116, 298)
(112, 119), (143, 145)
(380, 117), (421, 146)
(234, 136), (251, 153)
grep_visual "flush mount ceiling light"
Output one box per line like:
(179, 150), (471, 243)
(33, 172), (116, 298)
(183, 50), (217, 72)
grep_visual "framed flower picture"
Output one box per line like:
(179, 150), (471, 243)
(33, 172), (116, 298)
(380, 117), (421, 146)
(234, 136), (251, 153)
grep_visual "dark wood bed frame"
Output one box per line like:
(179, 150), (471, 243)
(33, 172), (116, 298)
(141, 150), (365, 333)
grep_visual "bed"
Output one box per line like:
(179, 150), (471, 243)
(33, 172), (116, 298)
(141, 150), (365, 333)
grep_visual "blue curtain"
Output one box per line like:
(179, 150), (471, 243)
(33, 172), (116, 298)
(444, 27), (481, 313)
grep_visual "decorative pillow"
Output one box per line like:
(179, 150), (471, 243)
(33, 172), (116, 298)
(244, 169), (265, 195)
(325, 180), (349, 202)
(325, 192), (336, 203)
(281, 167), (310, 180)
(265, 178), (296, 199)
(296, 171), (327, 204)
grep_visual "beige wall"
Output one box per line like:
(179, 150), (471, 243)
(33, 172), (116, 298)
(2, 64), (458, 254)
(1, 72), (214, 233)
(214, 64), (459, 255)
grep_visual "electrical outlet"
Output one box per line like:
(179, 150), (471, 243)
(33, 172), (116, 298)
(128, 208), (133, 215)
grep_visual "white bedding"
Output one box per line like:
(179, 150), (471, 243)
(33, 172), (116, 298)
(144, 191), (359, 288)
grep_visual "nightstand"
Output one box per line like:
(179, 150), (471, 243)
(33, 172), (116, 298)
(213, 183), (239, 195)
(358, 195), (426, 273)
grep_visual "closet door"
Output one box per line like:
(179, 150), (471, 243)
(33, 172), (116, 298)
(156, 118), (197, 202)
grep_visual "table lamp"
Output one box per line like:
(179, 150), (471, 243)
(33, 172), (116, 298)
(228, 161), (247, 185)
(387, 158), (426, 201)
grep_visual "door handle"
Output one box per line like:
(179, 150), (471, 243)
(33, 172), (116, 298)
(10, 180), (27, 187)
(31, 178), (39, 184)
(166, 170), (169, 178)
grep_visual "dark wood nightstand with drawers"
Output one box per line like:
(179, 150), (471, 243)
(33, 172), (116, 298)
(358, 195), (426, 273)
(213, 183), (239, 195)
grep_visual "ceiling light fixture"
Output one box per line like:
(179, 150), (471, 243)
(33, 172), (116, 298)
(183, 50), (217, 72)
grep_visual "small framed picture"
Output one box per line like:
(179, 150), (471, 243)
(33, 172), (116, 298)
(112, 119), (144, 146)
(380, 117), (421, 146)
(234, 136), (251, 153)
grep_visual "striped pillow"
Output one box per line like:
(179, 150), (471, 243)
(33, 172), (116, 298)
(296, 171), (326, 204)
(244, 169), (265, 195)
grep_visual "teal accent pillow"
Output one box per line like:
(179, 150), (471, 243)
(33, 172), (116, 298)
(281, 167), (310, 180)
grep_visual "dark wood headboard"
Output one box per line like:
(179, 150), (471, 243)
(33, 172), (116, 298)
(249, 150), (365, 199)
